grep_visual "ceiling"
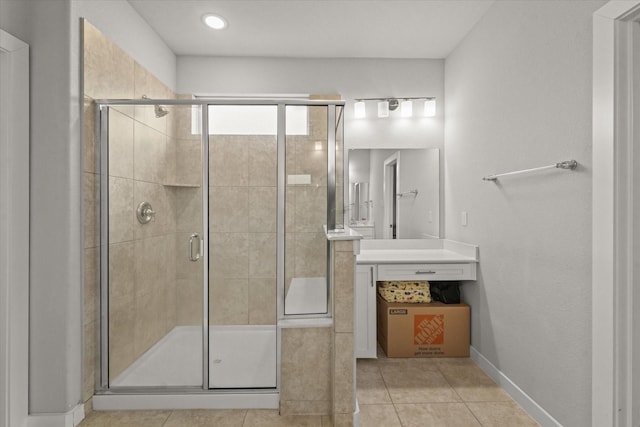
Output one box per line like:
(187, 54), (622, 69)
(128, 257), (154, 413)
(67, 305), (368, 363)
(128, 0), (494, 59)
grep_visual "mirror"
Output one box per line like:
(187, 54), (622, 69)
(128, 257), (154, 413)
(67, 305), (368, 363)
(347, 148), (440, 239)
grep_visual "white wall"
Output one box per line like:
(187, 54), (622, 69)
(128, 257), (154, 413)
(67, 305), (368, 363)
(72, 0), (177, 91)
(0, 26), (30, 427)
(444, 1), (605, 426)
(178, 56), (444, 151)
(397, 149), (439, 239)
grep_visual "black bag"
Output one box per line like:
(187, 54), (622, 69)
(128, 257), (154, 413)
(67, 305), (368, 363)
(430, 282), (461, 304)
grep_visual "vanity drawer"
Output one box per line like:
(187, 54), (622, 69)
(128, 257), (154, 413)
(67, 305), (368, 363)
(377, 263), (476, 281)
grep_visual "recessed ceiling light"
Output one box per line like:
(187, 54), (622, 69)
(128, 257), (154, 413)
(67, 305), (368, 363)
(202, 13), (227, 30)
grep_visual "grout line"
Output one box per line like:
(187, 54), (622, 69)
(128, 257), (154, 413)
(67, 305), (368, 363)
(159, 410), (172, 427)
(392, 402), (405, 427)
(434, 359), (465, 404)
(462, 401), (485, 427)
(375, 361), (405, 427)
(435, 360), (492, 427)
(241, 409), (248, 426)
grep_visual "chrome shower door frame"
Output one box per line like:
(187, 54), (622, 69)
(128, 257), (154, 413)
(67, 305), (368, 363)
(96, 98), (345, 397)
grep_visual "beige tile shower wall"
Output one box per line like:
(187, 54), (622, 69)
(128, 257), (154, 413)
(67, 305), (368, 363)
(284, 105), (329, 296)
(280, 327), (332, 416)
(82, 20), (190, 397)
(332, 240), (356, 427)
(208, 134), (277, 326)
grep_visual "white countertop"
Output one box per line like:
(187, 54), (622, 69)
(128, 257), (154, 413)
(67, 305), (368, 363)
(357, 248), (477, 264)
(323, 225), (364, 241)
(349, 222), (374, 228)
(356, 239), (478, 264)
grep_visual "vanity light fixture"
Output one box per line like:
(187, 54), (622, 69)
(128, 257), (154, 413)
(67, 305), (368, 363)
(424, 98), (436, 117)
(377, 100), (390, 118)
(401, 100), (413, 117)
(202, 13), (228, 30)
(354, 101), (366, 119)
(354, 97), (435, 119)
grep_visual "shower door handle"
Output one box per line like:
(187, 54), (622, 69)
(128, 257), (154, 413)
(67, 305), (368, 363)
(189, 233), (201, 262)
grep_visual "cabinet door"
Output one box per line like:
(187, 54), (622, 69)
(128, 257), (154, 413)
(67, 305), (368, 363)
(355, 264), (377, 358)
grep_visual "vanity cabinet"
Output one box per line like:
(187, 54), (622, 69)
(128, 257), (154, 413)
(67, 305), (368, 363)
(354, 239), (479, 359)
(355, 264), (378, 358)
(377, 263), (475, 281)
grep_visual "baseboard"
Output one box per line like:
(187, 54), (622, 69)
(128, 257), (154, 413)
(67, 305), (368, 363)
(469, 346), (562, 427)
(92, 392), (279, 410)
(28, 403), (85, 427)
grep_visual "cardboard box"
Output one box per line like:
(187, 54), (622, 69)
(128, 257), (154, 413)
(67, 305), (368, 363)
(377, 294), (470, 358)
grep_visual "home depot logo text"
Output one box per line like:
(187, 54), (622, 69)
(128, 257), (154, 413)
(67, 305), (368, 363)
(414, 314), (444, 345)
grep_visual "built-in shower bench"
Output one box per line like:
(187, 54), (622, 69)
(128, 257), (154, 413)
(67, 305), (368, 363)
(278, 227), (362, 426)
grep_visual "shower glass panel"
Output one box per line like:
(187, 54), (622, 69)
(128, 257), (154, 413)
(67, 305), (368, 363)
(98, 98), (343, 396)
(207, 104), (278, 389)
(104, 104), (204, 388)
(283, 105), (329, 315)
(335, 105), (345, 229)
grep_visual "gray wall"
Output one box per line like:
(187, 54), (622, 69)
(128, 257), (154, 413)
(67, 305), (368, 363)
(0, 0), (82, 414)
(444, 1), (605, 425)
(0, 0), (177, 415)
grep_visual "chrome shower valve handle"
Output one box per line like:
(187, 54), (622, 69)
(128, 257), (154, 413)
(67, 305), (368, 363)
(136, 201), (156, 224)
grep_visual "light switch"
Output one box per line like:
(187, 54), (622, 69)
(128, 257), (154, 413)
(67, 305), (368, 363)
(428, 210), (433, 223)
(461, 211), (468, 227)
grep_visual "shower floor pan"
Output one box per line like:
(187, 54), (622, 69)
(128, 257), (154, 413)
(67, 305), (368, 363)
(96, 325), (278, 410)
(111, 325), (277, 388)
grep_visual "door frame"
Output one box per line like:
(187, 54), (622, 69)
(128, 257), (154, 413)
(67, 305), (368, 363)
(0, 28), (29, 427)
(382, 152), (399, 239)
(593, 2), (640, 426)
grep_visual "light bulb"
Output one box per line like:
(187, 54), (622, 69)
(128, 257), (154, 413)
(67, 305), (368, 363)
(202, 14), (227, 30)
(401, 100), (413, 117)
(424, 99), (436, 117)
(378, 101), (389, 118)
(354, 101), (366, 119)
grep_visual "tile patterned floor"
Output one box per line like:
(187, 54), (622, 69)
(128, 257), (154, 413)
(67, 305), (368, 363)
(356, 346), (540, 427)
(79, 348), (539, 427)
(79, 409), (331, 427)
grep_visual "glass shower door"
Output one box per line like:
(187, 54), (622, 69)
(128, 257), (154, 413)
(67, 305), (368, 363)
(99, 98), (343, 392)
(207, 104), (278, 388)
(103, 103), (204, 388)
(283, 105), (329, 316)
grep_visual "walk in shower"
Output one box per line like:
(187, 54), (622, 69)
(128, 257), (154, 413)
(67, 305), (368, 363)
(94, 98), (344, 406)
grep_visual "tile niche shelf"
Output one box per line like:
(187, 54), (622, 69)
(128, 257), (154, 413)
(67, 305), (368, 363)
(162, 182), (201, 188)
